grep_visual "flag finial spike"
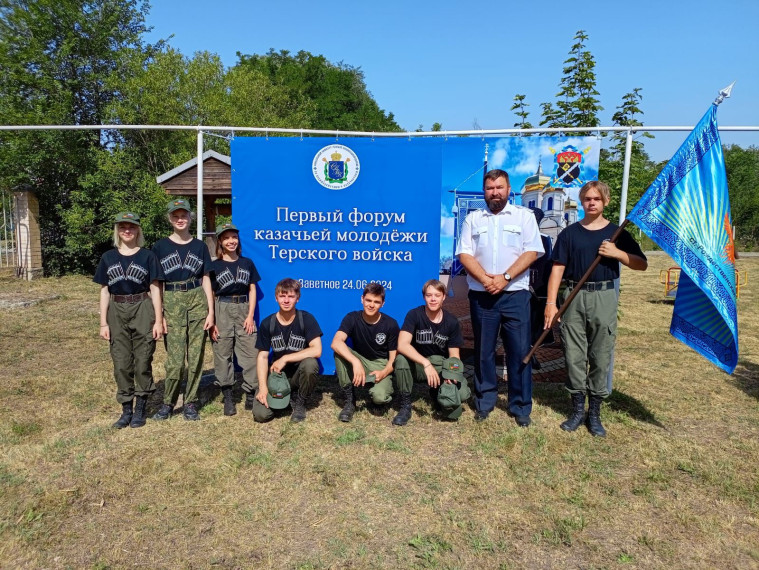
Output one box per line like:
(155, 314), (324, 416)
(714, 81), (736, 105)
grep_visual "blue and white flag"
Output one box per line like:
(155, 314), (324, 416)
(627, 104), (738, 373)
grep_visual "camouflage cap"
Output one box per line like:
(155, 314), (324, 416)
(266, 371), (291, 410)
(215, 223), (239, 237)
(437, 381), (463, 420)
(440, 357), (465, 383)
(167, 198), (192, 214)
(114, 212), (141, 227)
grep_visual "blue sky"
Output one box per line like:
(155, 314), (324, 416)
(145, 0), (758, 161)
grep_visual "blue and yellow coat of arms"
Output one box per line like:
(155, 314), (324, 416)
(322, 152), (351, 185)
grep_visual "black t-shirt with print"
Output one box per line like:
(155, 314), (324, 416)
(256, 310), (322, 360)
(152, 237), (212, 283)
(93, 248), (162, 295)
(551, 222), (646, 282)
(337, 310), (399, 361)
(401, 306), (464, 358)
(211, 256), (261, 297)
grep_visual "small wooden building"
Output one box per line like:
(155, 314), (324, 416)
(156, 150), (232, 248)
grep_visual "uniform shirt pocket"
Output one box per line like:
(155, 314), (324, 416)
(472, 225), (489, 248)
(502, 224), (522, 248)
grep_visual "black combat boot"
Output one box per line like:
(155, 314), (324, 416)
(183, 402), (200, 421)
(113, 401), (133, 429)
(222, 387), (236, 416)
(130, 395), (148, 428)
(290, 391), (307, 423)
(244, 391), (256, 410)
(560, 392), (586, 432)
(392, 392), (412, 426)
(152, 403), (172, 421)
(586, 395), (607, 437)
(338, 385), (355, 422)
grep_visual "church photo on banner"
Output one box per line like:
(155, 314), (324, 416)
(231, 136), (599, 373)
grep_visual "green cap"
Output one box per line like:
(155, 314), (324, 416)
(167, 198), (192, 214)
(216, 223), (239, 237)
(441, 357), (465, 383)
(266, 371), (291, 409)
(114, 212), (141, 226)
(437, 381), (463, 420)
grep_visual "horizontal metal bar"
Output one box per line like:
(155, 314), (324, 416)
(0, 124), (757, 136)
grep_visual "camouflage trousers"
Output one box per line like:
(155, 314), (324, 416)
(163, 287), (208, 405)
(107, 297), (156, 404)
(212, 299), (259, 390)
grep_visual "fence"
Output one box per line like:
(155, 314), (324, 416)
(0, 188), (17, 273)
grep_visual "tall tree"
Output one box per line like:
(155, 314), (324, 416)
(236, 49), (401, 132)
(510, 94), (533, 131)
(599, 88), (658, 218)
(0, 0), (158, 274)
(540, 30), (603, 129)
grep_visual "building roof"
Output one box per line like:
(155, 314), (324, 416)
(156, 150), (231, 185)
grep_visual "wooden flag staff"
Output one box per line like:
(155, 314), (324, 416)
(522, 219), (630, 365)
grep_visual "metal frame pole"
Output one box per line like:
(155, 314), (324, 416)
(196, 129), (204, 240)
(619, 128), (633, 223)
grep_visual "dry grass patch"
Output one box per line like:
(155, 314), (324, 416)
(0, 258), (758, 569)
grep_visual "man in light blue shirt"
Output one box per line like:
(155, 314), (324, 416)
(456, 169), (544, 426)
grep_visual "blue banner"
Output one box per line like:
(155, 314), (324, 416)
(232, 135), (600, 373)
(627, 105), (739, 373)
(232, 137), (442, 373)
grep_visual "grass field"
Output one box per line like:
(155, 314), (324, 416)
(0, 254), (757, 569)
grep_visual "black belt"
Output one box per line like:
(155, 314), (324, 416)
(218, 294), (248, 304)
(111, 292), (150, 303)
(567, 279), (615, 292)
(165, 279), (202, 292)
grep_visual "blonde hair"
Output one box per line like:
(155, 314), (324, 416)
(579, 180), (611, 205)
(422, 279), (447, 296)
(113, 223), (145, 248)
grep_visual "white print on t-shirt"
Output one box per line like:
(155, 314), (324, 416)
(106, 263), (126, 286)
(416, 328), (433, 344)
(433, 332), (449, 349)
(126, 262), (148, 284)
(236, 266), (250, 284)
(216, 268), (234, 290)
(160, 251), (182, 274)
(270, 332), (307, 353)
(375, 333), (386, 345)
(184, 252), (203, 274)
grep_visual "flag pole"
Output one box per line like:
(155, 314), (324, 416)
(522, 220), (630, 364)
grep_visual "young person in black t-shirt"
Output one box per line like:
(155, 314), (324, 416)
(254, 278), (322, 423)
(151, 198), (214, 422)
(94, 212), (163, 429)
(210, 223), (261, 417)
(545, 181), (647, 437)
(394, 279), (467, 425)
(331, 283), (399, 423)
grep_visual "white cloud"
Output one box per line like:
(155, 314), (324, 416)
(440, 215), (454, 238)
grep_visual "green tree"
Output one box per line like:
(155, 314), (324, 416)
(510, 94), (533, 131)
(236, 49), (401, 132)
(0, 0), (158, 274)
(540, 30), (603, 129)
(599, 89), (658, 219)
(724, 144), (759, 248)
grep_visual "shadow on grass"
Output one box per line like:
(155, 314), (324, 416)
(606, 389), (665, 428)
(648, 299), (675, 305)
(729, 359), (759, 401)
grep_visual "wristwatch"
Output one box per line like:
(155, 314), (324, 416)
(503, 272), (511, 281)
